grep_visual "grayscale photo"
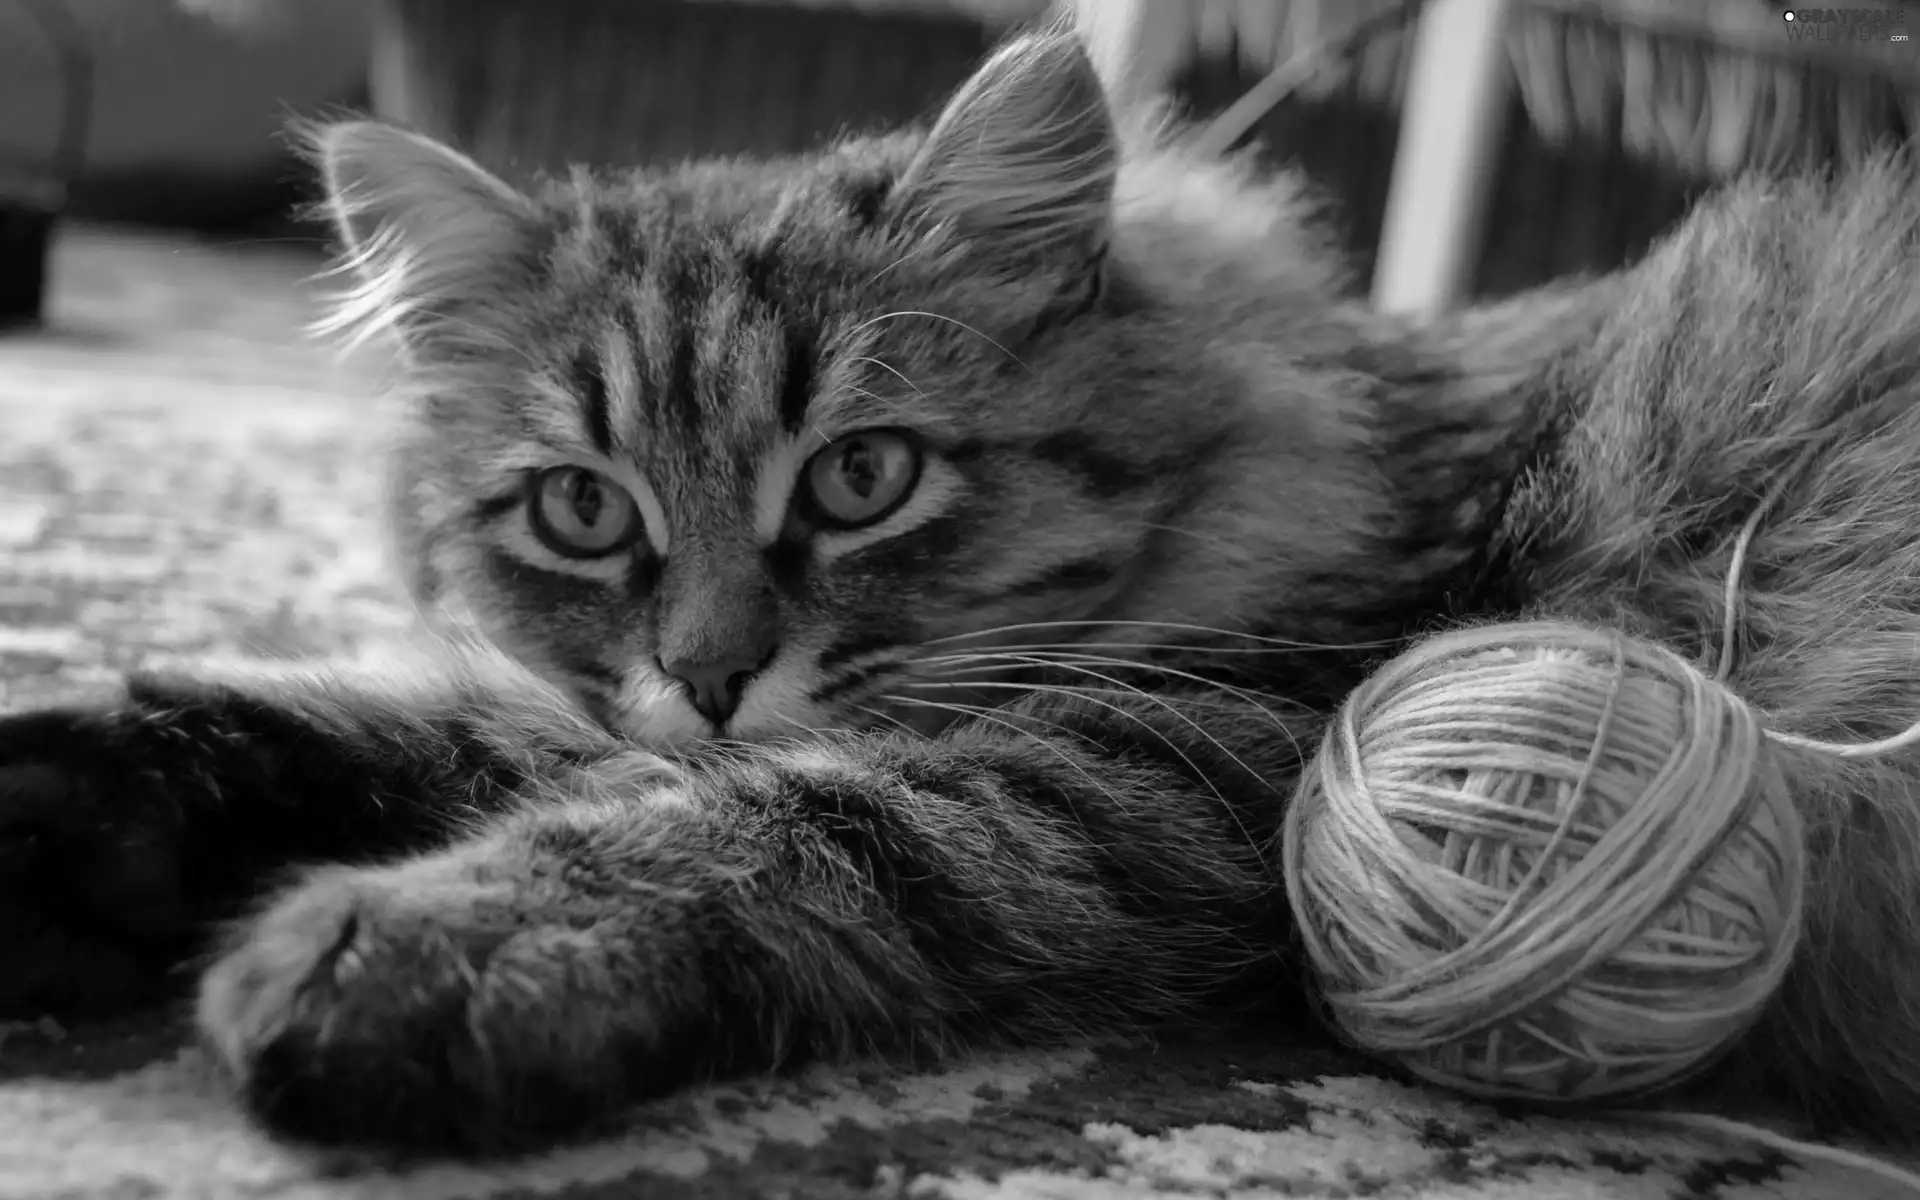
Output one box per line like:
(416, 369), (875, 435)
(2, 1), (1919, 1196)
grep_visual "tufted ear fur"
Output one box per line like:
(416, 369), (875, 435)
(895, 24), (1116, 294)
(301, 120), (541, 355)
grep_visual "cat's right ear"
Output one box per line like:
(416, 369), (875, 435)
(893, 24), (1116, 272)
(299, 120), (540, 354)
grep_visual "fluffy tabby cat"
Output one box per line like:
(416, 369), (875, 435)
(4, 23), (1920, 1156)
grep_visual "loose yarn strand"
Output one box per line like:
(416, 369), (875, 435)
(1769, 723), (1920, 759)
(1661, 441), (1920, 1192)
(1712, 441), (1824, 684)
(1719, 437), (1920, 759)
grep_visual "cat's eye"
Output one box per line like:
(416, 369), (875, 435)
(527, 466), (643, 558)
(802, 431), (921, 529)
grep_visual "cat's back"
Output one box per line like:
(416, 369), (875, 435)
(1507, 152), (1920, 645)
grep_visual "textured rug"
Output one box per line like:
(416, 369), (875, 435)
(0, 226), (1913, 1199)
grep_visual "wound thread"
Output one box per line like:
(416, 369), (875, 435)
(1284, 433), (1920, 1115)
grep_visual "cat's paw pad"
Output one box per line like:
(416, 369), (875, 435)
(198, 850), (640, 1153)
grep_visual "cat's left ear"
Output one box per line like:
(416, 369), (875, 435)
(301, 120), (542, 355)
(894, 24), (1115, 295)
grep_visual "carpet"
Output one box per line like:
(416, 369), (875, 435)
(0, 226), (1911, 1199)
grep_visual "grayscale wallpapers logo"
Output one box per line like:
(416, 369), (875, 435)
(1782, 8), (1910, 41)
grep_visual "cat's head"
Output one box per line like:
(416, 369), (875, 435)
(307, 25), (1383, 746)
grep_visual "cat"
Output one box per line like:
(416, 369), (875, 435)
(4, 19), (1920, 1159)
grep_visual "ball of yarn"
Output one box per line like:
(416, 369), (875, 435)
(1283, 619), (1805, 1104)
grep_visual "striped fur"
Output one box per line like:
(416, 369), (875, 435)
(6, 22), (1920, 1157)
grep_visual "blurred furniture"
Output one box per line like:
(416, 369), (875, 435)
(0, 0), (370, 228)
(1369, 0), (1513, 317)
(1080, 0), (1920, 305)
(0, 0), (83, 327)
(366, 0), (1045, 180)
(0, 179), (60, 327)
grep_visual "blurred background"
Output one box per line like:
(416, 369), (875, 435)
(1, 0), (1917, 323)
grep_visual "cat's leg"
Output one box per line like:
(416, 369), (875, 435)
(198, 690), (1305, 1154)
(0, 644), (648, 1017)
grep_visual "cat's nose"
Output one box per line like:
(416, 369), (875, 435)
(659, 652), (767, 726)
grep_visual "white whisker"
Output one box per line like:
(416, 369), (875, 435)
(862, 249), (918, 289)
(919, 640), (1349, 658)
(990, 653), (1306, 776)
(918, 619), (1395, 653)
(884, 695), (1130, 827)
(912, 648), (1316, 725)
(902, 676), (1273, 872)
(847, 356), (927, 398)
(854, 702), (932, 742)
(1138, 521), (1257, 561)
(846, 310), (1027, 372)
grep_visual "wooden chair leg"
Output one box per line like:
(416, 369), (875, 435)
(1370, 0), (1515, 319)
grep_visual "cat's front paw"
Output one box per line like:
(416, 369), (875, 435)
(197, 816), (690, 1155)
(0, 705), (203, 1018)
